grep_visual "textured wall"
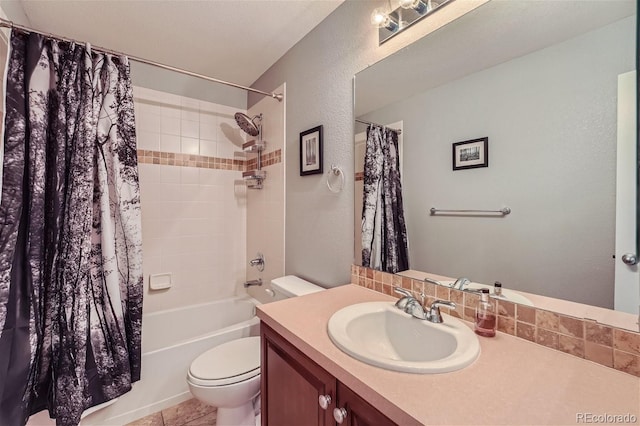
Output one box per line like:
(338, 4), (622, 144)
(250, 0), (487, 287)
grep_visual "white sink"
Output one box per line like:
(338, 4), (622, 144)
(327, 302), (480, 374)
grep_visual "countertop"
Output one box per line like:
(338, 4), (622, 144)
(256, 284), (640, 425)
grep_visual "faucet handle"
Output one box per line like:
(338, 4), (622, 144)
(453, 277), (471, 290)
(393, 287), (415, 310)
(393, 287), (412, 298)
(428, 300), (456, 323)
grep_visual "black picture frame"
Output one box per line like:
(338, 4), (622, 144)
(452, 137), (488, 171)
(300, 125), (323, 176)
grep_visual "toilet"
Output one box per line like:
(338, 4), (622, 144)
(186, 275), (324, 426)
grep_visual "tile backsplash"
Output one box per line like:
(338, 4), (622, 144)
(352, 265), (640, 377)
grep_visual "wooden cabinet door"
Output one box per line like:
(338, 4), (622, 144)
(261, 324), (336, 426)
(335, 382), (396, 426)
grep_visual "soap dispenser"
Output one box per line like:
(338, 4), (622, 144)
(475, 288), (496, 337)
(493, 281), (502, 297)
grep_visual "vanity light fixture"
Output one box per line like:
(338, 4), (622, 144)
(374, 0), (451, 45)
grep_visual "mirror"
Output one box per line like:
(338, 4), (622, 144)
(354, 0), (637, 312)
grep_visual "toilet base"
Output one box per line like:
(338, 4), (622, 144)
(216, 402), (255, 426)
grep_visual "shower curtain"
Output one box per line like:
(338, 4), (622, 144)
(362, 124), (409, 273)
(0, 31), (143, 426)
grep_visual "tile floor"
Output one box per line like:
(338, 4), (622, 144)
(125, 399), (217, 426)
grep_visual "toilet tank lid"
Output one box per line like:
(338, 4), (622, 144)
(271, 275), (324, 297)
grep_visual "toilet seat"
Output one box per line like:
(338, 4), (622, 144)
(188, 336), (261, 387)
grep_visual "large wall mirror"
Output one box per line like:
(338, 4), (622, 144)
(354, 0), (638, 315)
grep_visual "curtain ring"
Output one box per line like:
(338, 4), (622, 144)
(327, 164), (344, 193)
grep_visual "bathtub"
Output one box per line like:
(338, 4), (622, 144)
(81, 296), (260, 425)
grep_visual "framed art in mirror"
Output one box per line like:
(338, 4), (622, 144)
(300, 125), (323, 176)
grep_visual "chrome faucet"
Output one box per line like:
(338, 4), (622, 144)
(426, 276), (471, 291)
(249, 253), (265, 272)
(426, 300), (456, 323)
(393, 287), (456, 323)
(244, 278), (262, 288)
(452, 277), (471, 290)
(424, 277), (443, 286)
(393, 287), (415, 310)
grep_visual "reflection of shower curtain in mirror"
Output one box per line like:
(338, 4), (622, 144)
(0, 31), (143, 426)
(361, 125), (408, 273)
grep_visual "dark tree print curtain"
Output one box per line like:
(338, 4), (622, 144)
(0, 31), (143, 426)
(362, 124), (409, 273)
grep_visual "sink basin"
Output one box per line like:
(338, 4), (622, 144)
(327, 302), (480, 374)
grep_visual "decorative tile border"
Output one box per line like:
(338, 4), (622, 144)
(246, 149), (282, 170)
(351, 265), (640, 377)
(137, 149), (282, 172)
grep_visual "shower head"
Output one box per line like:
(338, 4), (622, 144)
(235, 112), (262, 137)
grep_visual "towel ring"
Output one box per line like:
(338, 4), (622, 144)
(327, 164), (345, 193)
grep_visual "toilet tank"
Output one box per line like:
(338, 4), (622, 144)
(270, 275), (324, 300)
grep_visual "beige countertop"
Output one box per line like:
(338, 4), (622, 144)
(257, 284), (640, 425)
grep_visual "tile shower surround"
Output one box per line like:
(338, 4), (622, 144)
(352, 265), (640, 377)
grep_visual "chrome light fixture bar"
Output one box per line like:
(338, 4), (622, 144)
(376, 0), (453, 45)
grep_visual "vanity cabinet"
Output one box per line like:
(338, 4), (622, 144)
(261, 323), (394, 426)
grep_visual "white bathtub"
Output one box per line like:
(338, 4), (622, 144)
(82, 296), (260, 425)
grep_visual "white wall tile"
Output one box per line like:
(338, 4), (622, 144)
(137, 131), (160, 151)
(217, 141), (236, 159)
(137, 113), (161, 133)
(138, 163), (161, 185)
(161, 116), (181, 136)
(160, 134), (181, 153)
(199, 111), (218, 126)
(160, 166), (181, 184)
(181, 185), (204, 203)
(200, 122), (217, 142)
(180, 97), (199, 110)
(181, 108), (200, 122)
(181, 120), (199, 139)
(161, 183), (183, 202)
(200, 139), (217, 157)
(181, 167), (200, 185)
(181, 137), (199, 155)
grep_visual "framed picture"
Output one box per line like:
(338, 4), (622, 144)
(452, 137), (488, 171)
(300, 125), (323, 176)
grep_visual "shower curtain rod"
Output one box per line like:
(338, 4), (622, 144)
(0, 18), (284, 102)
(355, 119), (402, 134)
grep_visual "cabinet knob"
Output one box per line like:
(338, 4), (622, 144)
(333, 407), (348, 424)
(318, 394), (332, 410)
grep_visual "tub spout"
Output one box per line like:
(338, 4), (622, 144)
(244, 278), (262, 288)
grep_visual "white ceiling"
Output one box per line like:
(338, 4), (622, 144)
(1, 0), (344, 88)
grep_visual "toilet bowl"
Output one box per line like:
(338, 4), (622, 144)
(187, 275), (324, 426)
(187, 336), (261, 425)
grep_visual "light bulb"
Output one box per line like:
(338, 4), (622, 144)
(370, 8), (389, 27)
(370, 8), (398, 31)
(398, 0), (428, 14)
